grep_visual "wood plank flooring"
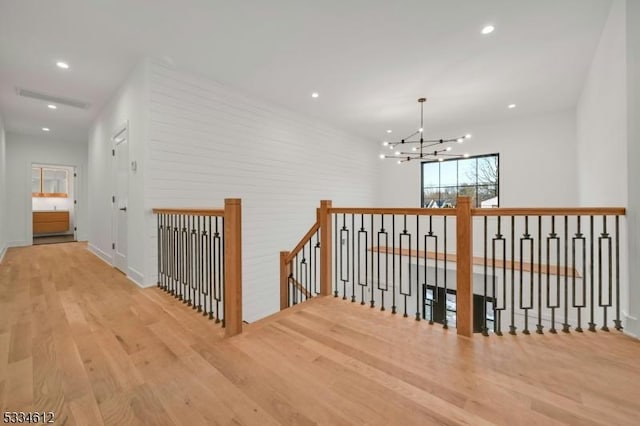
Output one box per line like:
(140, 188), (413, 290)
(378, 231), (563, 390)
(1, 242), (639, 425)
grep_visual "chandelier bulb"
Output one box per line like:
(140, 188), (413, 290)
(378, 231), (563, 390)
(379, 154), (385, 159)
(397, 160), (402, 164)
(419, 128), (423, 133)
(465, 134), (472, 139)
(446, 147), (452, 151)
(438, 158), (444, 162)
(464, 153), (470, 158)
(382, 141), (388, 146)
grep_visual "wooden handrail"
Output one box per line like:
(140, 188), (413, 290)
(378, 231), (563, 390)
(471, 207), (626, 216)
(329, 207), (456, 216)
(289, 277), (312, 299)
(285, 221), (320, 264)
(152, 208), (225, 216)
(328, 207), (627, 217)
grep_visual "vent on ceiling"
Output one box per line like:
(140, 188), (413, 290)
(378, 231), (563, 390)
(15, 87), (91, 110)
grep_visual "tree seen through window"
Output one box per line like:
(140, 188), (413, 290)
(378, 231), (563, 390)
(421, 154), (499, 208)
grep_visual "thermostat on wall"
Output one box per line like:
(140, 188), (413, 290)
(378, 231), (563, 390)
(131, 160), (137, 172)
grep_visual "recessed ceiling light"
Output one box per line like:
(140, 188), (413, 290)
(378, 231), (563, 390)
(481, 25), (495, 35)
(311, 92), (319, 98)
(508, 104), (516, 109)
(56, 61), (69, 69)
(42, 127), (50, 132)
(47, 104), (57, 109)
(386, 129), (392, 133)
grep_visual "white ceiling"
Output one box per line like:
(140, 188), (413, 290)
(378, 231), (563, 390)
(0, 0), (612, 143)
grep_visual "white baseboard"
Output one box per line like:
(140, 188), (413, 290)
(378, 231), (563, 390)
(0, 244), (6, 263)
(87, 243), (113, 265)
(624, 313), (640, 339)
(128, 267), (152, 288)
(8, 240), (30, 248)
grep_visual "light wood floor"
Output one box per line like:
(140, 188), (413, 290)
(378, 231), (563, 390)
(1, 243), (639, 425)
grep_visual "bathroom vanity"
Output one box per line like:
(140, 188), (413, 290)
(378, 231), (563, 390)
(33, 210), (70, 234)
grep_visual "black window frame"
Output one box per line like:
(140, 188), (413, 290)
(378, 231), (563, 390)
(421, 153), (500, 208)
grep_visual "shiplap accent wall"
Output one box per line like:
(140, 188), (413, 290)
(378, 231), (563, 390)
(144, 62), (379, 321)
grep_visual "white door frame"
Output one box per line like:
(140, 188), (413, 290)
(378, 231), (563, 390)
(28, 161), (80, 244)
(112, 122), (129, 272)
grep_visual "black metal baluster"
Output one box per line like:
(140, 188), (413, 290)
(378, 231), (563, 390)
(443, 216), (448, 329)
(157, 214), (161, 288)
(307, 237), (312, 300)
(547, 216), (560, 334)
(535, 216), (543, 334)
(398, 215), (412, 318)
(340, 214), (349, 301)
(334, 213), (338, 298)
(392, 214), (397, 315)
(314, 229), (320, 295)
(370, 215), (375, 308)
(519, 216), (534, 335)
(493, 216), (506, 335)
(197, 216), (203, 313)
(572, 216), (586, 332)
(180, 215), (186, 301)
(220, 216), (225, 327)
(415, 215), (420, 321)
(425, 216), (438, 325)
(215, 217), (222, 323)
(508, 216), (516, 336)
(378, 215), (388, 311)
(351, 214), (356, 303)
(599, 215), (612, 331)
(483, 216), (490, 336)
(614, 216), (622, 331)
(208, 216), (214, 319)
(294, 253), (300, 305)
(174, 215), (180, 299)
(589, 215), (596, 332)
(357, 214), (368, 305)
(563, 216), (570, 333)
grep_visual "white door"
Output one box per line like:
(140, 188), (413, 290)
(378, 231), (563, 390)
(113, 128), (128, 273)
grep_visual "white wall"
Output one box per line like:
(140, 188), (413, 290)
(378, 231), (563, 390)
(143, 61), (379, 321)
(0, 113), (7, 261)
(625, 0), (640, 336)
(376, 108), (578, 208)
(577, 0), (627, 206)
(88, 61), (148, 284)
(5, 132), (88, 245)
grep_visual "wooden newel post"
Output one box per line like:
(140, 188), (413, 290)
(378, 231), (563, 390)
(456, 196), (473, 337)
(319, 200), (333, 296)
(224, 198), (242, 337)
(280, 251), (290, 310)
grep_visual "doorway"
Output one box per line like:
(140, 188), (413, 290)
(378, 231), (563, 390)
(31, 163), (78, 245)
(112, 124), (129, 273)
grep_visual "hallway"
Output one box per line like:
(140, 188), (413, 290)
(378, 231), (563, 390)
(1, 243), (640, 425)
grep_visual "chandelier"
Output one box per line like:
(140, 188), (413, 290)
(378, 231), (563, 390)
(379, 97), (471, 164)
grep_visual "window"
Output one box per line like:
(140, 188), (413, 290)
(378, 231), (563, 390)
(421, 153), (499, 208)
